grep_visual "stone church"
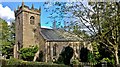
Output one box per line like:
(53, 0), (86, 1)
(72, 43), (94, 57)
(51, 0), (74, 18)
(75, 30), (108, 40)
(14, 2), (90, 62)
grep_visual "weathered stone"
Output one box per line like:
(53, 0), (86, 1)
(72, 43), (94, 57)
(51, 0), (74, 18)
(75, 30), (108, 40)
(14, 2), (91, 62)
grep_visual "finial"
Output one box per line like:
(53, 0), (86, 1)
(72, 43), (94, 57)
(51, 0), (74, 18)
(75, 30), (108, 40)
(22, 0), (24, 7)
(31, 4), (34, 9)
(39, 7), (41, 11)
(53, 20), (56, 29)
(14, 8), (16, 12)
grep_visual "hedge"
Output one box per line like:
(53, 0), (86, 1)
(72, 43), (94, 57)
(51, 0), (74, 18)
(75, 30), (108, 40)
(1, 58), (69, 67)
(1, 58), (118, 67)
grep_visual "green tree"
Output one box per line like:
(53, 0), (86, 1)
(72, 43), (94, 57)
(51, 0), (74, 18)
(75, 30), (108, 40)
(91, 42), (100, 63)
(0, 18), (15, 59)
(88, 2), (120, 64)
(80, 47), (89, 62)
(56, 46), (73, 65)
(44, 1), (120, 64)
(44, 2), (91, 38)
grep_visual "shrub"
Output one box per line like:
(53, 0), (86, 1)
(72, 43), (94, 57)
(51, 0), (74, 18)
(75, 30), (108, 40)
(55, 54), (64, 64)
(100, 58), (115, 67)
(80, 47), (89, 62)
(55, 46), (73, 65)
(19, 46), (38, 61)
(1, 58), (69, 67)
(87, 52), (97, 64)
(71, 59), (79, 64)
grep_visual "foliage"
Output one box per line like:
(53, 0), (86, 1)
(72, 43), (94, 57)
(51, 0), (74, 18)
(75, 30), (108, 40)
(80, 47), (89, 62)
(71, 59), (79, 64)
(43, 2), (66, 29)
(88, 2), (120, 64)
(1, 58), (69, 67)
(91, 40), (116, 65)
(19, 46), (38, 61)
(0, 18), (15, 59)
(56, 46), (73, 65)
(1, 58), (117, 67)
(44, 2), (89, 38)
(100, 58), (115, 67)
(91, 42), (101, 63)
(87, 52), (96, 64)
(37, 51), (44, 62)
(55, 55), (64, 64)
(44, 1), (120, 64)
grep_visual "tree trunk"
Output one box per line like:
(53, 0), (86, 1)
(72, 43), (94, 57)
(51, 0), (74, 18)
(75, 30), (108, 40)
(115, 49), (119, 64)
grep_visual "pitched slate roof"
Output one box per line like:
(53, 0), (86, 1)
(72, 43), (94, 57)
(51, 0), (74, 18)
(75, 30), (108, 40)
(40, 28), (81, 42)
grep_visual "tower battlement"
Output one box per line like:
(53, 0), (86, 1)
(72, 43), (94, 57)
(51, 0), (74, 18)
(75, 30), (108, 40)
(14, 2), (40, 58)
(14, 2), (40, 17)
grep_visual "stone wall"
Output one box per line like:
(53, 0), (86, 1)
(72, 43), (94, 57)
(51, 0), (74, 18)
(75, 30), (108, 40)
(44, 41), (81, 62)
(14, 4), (40, 58)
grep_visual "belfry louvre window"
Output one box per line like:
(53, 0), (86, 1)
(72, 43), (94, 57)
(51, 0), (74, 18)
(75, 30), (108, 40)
(30, 16), (35, 25)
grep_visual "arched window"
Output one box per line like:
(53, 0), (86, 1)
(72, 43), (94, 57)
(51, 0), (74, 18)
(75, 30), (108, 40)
(53, 44), (57, 56)
(30, 16), (35, 25)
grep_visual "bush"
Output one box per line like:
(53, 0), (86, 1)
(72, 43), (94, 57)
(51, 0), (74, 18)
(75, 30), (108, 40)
(1, 58), (69, 67)
(55, 55), (64, 64)
(55, 46), (73, 65)
(80, 47), (89, 62)
(71, 59), (79, 64)
(100, 58), (116, 67)
(19, 46), (38, 61)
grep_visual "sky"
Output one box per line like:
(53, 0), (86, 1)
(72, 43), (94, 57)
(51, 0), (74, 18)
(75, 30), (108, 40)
(0, 0), (119, 28)
(0, 0), (88, 28)
(0, 0), (86, 28)
(0, 2), (55, 28)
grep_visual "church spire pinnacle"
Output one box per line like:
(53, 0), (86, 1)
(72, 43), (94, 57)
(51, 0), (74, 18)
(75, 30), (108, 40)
(39, 6), (41, 11)
(22, 0), (24, 7)
(53, 20), (56, 29)
(14, 8), (16, 12)
(17, 5), (20, 9)
(31, 4), (34, 9)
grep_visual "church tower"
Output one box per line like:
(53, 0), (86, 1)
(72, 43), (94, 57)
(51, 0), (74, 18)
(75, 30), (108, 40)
(14, 2), (41, 58)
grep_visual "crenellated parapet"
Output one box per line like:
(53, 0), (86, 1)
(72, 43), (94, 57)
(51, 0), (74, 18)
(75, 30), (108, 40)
(14, 2), (40, 17)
